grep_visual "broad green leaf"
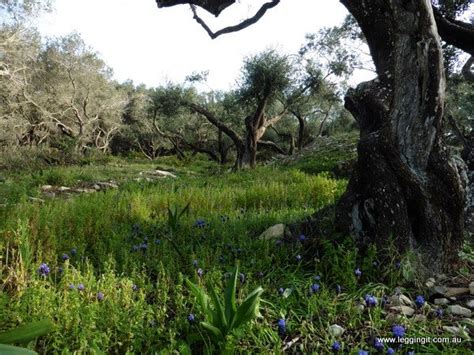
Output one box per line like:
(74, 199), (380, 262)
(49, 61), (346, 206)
(178, 201), (191, 219)
(0, 344), (38, 355)
(224, 266), (238, 324)
(209, 286), (227, 332)
(200, 322), (224, 340)
(0, 320), (52, 345)
(231, 287), (263, 330)
(185, 279), (212, 321)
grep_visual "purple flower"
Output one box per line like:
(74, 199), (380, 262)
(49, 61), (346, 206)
(197, 268), (204, 278)
(277, 318), (286, 336)
(299, 234), (306, 242)
(415, 295), (425, 308)
(38, 263), (50, 277)
(139, 242), (148, 250)
(355, 268), (362, 278)
(77, 283), (84, 291)
(374, 338), (384, 351)
(435, 308), (443, 318)
(387, 348), (396, 355)
(194, 219), (206, 228)
(392, 324), (405, 338)
(296, 254), (302, 262)
(331, 341), (341, 352)
(365, 294), (378, 307)
(310, 283), (320, 294)
(68, 284), (75, 290)
(62, 254), (69, 261)
(187, 313), (195, 323)
(278, 287), (285, 295)
(97, 292), (104, 301)
(358, 350), (369, 355)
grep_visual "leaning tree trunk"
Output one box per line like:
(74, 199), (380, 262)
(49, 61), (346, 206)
(336, 0), (465, 274)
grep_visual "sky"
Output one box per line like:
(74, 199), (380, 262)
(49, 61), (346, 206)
(37, 0), (352, 91)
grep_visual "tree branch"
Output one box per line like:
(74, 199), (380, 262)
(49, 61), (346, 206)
(257, 140), (286, 155)
(433, 6), (474, 56)
(462, 56), (474, 82)
(156, 0), (235, 16)
(189, 0), (280, 39)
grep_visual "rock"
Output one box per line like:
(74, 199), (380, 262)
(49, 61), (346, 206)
(445, 288), (469, 298)
(443, 326), (461, 336)
(258, 224), (286, 240)
(434, 298), (450, 305)
(425, 278), (436, 288)
(328, 324), (345, 337)
(470, 282), (474, 295)
(466, 299), (474, 309)
(432, 285), (448, 296)
(356, 304), (365, 313)
(413, 314), (427, 322)
(389, 294), (413, 307)
(41, 185), (54, 191)
(28, 196), (45, 203)
(446, 305), (472, 317)
(152, 170), (177, 178)
(389, 306), (415, 316)
(93, 184), (101, 190)
(58, 186), (71, 192)
(386, 313), (403, 322)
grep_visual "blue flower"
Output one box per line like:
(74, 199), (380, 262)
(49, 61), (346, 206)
(365, 294), (378, 307)
(194, 219), (206, 228)
(387, 348), (396, 355)
(68, 284), (75, 290)
(277, 318), (286, 336)
(154, 239), (161, 245)
(299, 234), (306, 242)
(331, 341), (341, 352)
(336, 284), (342, 294)
(62, 253), (69, 261)
(296, 255), (302, 262)
(139, 242), (148, 251)
(38, 263), (50, 277)
(187, 313), (196, 323)
(355, 268), (362, 277)
(395, 261), (401, 269)
(77, 283), (84, 291)
(374, 338), (384, 351)
(414, 295), (425, 308)
(70, 248), (77, 256)
(310, 283), (320, 294)
(97, 292), (104, 301)
(197, 268), (204, 278)
(392, 324), (405, 338)
(278, 287), (285, 295)
(358, 350), (369, 355)
(192, 259), (198, 268)
(435, 308), (443, 318)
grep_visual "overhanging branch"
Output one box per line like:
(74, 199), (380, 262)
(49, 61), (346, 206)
(433, 6), (474, 56)
(156, 0), (235, 16)
(190, 0), (280, 39)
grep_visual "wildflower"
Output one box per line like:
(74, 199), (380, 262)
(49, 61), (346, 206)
(277, 318), (286, 336)
(132, 284), (138, 291)
(374, 338), (384, 351)
(187, 313), (196, 323)
(299, 234), (306, 242)
(71, 248), (77, 256)
(194, 219), (206, 228)
(355, 268), (362, 278)
(314, 275), (321, 281)
(387, 348), (396, 355)
(435, 308), (443, 318)
(414, 295), (425, 308)
(154, 239), (161, 245)
(38, 263), (50, 277)
(68, 284), (75, 290)
(395, 261), (401, 269)
(381, 295), (389, 307)
(365, 294), (378, 307)
(197, 268), (204, 278)
(239, 273), (245, 284)
(77, 283), (84, 291)
(62, 253), (69, 261)
(392, 324), (405, 338)
(310, 283), (320, 294)
(296, 254), (302, 262)
(192, 259), (198, 268)
(278, 287), (285, 295)
(139, 242), (148, 251)
(331, 341), (341, 352)
(336, 284), (342, 294)
(373, 261), (378, 267)
(97, 292), (104, 301)
(358, 350), (369, 355)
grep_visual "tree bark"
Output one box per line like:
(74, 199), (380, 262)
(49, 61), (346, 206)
(336, 0), (465, 274)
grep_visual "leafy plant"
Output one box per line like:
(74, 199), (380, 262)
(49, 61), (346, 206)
(186, 265), (263, 350)
(0, 319), (52, 354)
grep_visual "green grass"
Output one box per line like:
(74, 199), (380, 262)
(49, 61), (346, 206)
(0, 155), (471, 354)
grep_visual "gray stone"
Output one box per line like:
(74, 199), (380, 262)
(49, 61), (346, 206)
(445, 288), (469, 297)
(258, 224), (286, 240)
(153, 170), (177, 178)
(328, 324), (345, 337)
(413, 314), (427, 322)
(389, 294), (413, 307)
(470, 282), (474, 295)
(28, 196), (45, 203)
(386, 313), (403, 322)
(446, 305), (472, 317)
(389, 305), (415, 316)
(466, 299), (474, 309)
(432, 285), (448, 296)
(443, 326), (461, 336)
(434, 298), (450, 305)
(425, 278), (436, 288)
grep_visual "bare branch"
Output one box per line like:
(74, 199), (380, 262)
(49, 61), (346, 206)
(156, 0), (235, 16)
(190, 0), (280, 39)
(433, 6), (474, 56)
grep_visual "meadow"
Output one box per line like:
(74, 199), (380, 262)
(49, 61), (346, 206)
(0, 153), (472, 354)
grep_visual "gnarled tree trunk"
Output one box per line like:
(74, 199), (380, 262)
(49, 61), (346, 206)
(336, 0), (465, 274)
